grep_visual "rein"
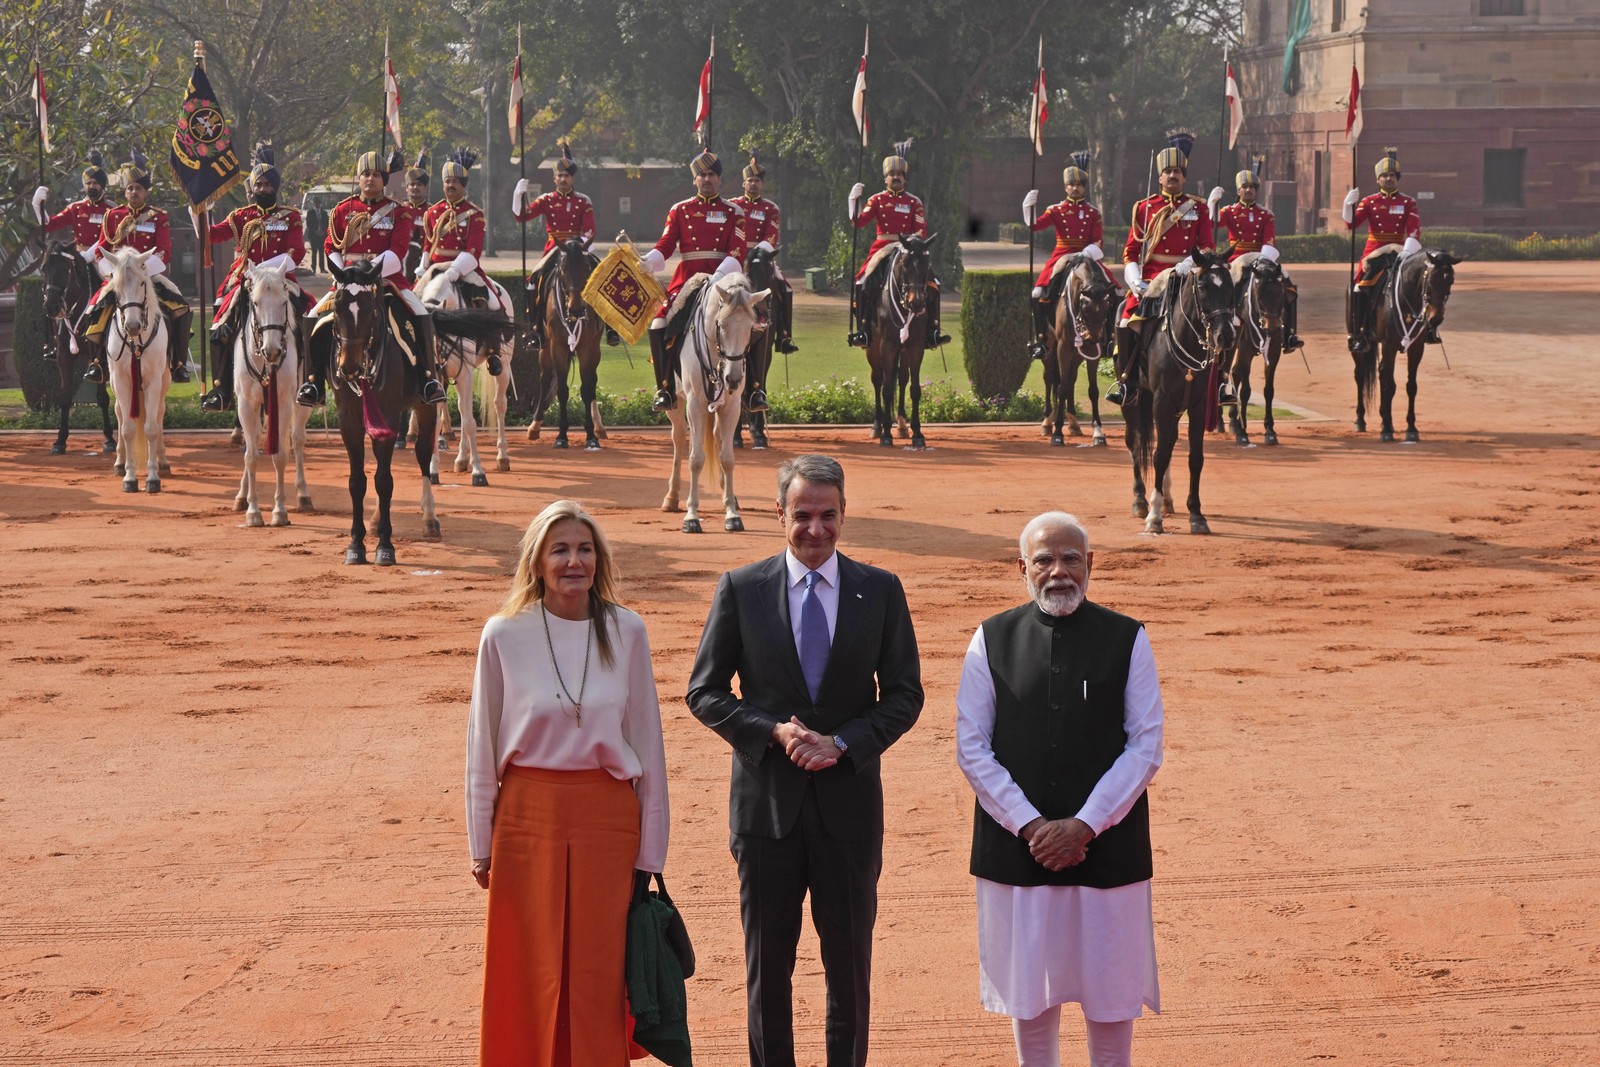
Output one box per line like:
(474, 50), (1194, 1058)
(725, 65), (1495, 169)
(1389, 255), (1443, 351)
(549, 248), (597, 353)
(1241, 270), (1279, 361)
(686, 285), (748, 406)
(885, 248), (927, 344)
(1165, 270), (1229, 377)
(333, 282), (382, 397)
(1063, 267), (1110, 360)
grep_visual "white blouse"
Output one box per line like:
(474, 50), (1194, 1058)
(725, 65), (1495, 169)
(465, 605), (669, 871)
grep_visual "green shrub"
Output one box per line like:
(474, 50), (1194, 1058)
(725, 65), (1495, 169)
(959, 269), (1034, 399)
(13, 276), (57, 413)
(1270, 230), (1599, 264)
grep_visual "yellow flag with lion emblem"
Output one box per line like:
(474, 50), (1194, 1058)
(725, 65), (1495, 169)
(581, 241), (666, 345)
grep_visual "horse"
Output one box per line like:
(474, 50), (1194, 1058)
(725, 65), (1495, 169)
(661, 273), (769, 533)
(1354, 249), (1460, 443)
(867, 233), (938, 449)
(39, 241), (115, 455)
(232, 263), (311, 527)
(1122, 252), (1236, 534)
(1224, 254), (1288, 447)
(1041, 255), (1117, 447)
(102, 248), (171, 494)
(416, 266), (515, 483)
(733, 243), (779, 450)
(526, 238), (606, 450)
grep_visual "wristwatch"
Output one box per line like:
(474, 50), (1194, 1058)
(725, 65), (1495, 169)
(832, 734), (849, 755)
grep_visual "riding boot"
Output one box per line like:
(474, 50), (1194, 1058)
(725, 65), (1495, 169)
(774, 284), (798, 353)
(1105, 324), (1141, 406)
(82, 337), (108, 385)
(1029, 293), (1050, 361)
(167, 312), (192, 384)
(415, 316), (448, 405)
(296, 326), (328, 407)
(1282, 287), (1304, 351)
(200, 332), (234, 412)
(605, 327), (622, 347)
(847, 286), (868, 348)
(649, 327), (675, 411)
(1347, 284), (1372, 354)
(926, 284), (952, 346)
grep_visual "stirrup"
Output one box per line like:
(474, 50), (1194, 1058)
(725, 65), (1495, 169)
(169, 363), (191, 384)
(200, 388), (230, 412)
(776, 338), (799, 354)
(1347, 334), (1372, 354)
(1104, 380), (1129, 405)
(1282, 333), (1304, 351)
(747, 388), (769, 413)
(1028, 340), (1047, 361)
(84, 362), (107, 385)
(421, 379), (448, 405)
(605, 328), (622, 347)
(1218, 383), (1238, 404)
(846, 331), (867, 348)
(296, 381), (325, 407)
(932, 330), (953, 346)
(652, 387), (675, 412)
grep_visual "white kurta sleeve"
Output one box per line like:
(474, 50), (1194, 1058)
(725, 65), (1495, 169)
(464, 619), (506, 861)
(956, 626), (1045, 836)
(1074, 627), (1165, 835)
(620, 615), (670, 873)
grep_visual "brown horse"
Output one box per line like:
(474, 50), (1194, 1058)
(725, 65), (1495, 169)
(39, 242), (115, 455)
(867, 233), (937, 449)
(1224, 254), (1288, 446)
(733, 243), (778, 450)
(1354, 249), (1460, 443)
(1040, 255), (1117, 447)
(527, 238), (605, 450)
(1123, 252), (1236, 534)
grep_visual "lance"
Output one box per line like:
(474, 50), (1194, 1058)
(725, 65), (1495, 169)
(847, 27), (869, 341)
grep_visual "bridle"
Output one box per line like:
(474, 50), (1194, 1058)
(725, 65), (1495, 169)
(885, 245), (929, 344)
(687, 281), (753, 403)
(1063, 263), (1112, 360)
(1166, 262), (1235, 376)
(1240, 261), (1284, 360)
(333, 282), (382, 396)
(1390, 253), (1451, 351)
(242, 278), (295, 386)
(549, 243), (597, 353)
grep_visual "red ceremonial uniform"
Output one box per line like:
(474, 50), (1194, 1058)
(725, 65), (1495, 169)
(651, 194), (746, 304)
(1217, 202), (1276, 261)
(1348, 190), (1421, 274)
(42, 197), (112, 250)
(514, 190), (596, 252)
(853, 190), (926, 277)
(208, 204), (307, 317)
(422, 198), (486, 265)
(326, 194), (414, 288)
(1031, 198), (1105, 286)
(1121, 192), (1214, 316)
(737, 195), (781, 250)
(99, 204), (172, 262)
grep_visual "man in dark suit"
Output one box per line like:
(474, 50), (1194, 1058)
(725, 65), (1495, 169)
(688, 453), (923, 1067)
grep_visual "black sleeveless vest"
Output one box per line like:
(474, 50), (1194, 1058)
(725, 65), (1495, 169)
(968, 600), (1153, 888)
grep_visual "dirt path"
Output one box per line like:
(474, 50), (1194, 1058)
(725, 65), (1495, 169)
(2, 262), (1596, 1064)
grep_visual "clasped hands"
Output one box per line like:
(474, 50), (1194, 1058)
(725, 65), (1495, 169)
(1019, 816), (1094, 872)
(771, 716), (840, 772)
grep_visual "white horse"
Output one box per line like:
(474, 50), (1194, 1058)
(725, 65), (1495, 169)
(103, 248), (170, 493)
(414, 268), (515, 486)
(233, 263), (312, 527)
(662, 273), (770, 533)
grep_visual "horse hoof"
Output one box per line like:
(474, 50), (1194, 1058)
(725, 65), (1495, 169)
(50, 441), (66, 456)
(246, 512), (264, 528)
(1405, 429), (1420, 444)
(425, 519), (442, 540)
(753, 435), (769, 450)
(1143, 520), (1164, 535)
(396, 439), (408, 451)
(113, 462), (125, 476)
(553, 438), (569, 450)
(1380, 430), (1395, 443)
(376, 548), (396, 567)
(146, 479), (161, 494)
(1091, 436), (1107, 448)
(472, 472), (489, 487)
(878, 436), (894, 448)
(429, 472), (441, 485)
(1132, 499), (1148, 519)
(725, 516), (745, 532)
(454, 457), (469, 473)
(496, 458), (511, 472)
(159, 462), (171, 475)
(234, 497), (249, 512)
(123, 479), (138, 493)
(585, 438), (601, 451)
(1264, 431), (1279, 446)
(1050, 434), (1065, 447)
(271, 514), (290, 528)
(911, 436), (927, 450)
(344, 547), (368, 565)
(297, 495), (314, 510)
(1190, 516), (1212, 535)
(1236, 435), (1251, 447)
(102, 438), (116, 452)
(1353, 420), (1366, 433)
(1068, 425), (1084, 438)
(1163, 501), (1176, 517)
(526, 426), (541, 441)
(682, 518), (703, 534)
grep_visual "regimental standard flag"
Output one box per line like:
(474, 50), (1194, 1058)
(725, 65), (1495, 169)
(169, 60), (242, 219)
(385, 37), (403, 149)
(852, 28), (870, 147)
(31, 63), (49, 154)
(1029, 39), (1047, 157)
(693, 35), (714, 144)
(1345, 65), (1363, 144)
(582, 244), (667, 345)
(1225, 61), (1244, 150)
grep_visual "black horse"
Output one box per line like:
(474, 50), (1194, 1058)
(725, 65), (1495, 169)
(734, 243), (779, 450)
(1041, 255), (1117, 447)
(867, 233), (938, 449)
(528, 238), (605, 450)
(1355, 249), (1460, 443)
(1123, 252), (1237, 534)
(1225, 255), (1289, 446)
(39, 242), (114, 454)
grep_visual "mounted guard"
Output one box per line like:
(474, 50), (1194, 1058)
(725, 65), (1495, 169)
(1023, 149), (1113, 361)
(401, 150), (431, 283)
(1344, 148), (1425, 354)
(512, 142), (615, 352)
(79, 150), (194, 386)
(417, 148), (504, 375)
(736, 151), (798, 362)
(1105, 130), (1219, 407)
(200, 143), (310, 412)
(34, 150), (114, 260)
(297, 149), (449, 408)
(1210, 155), (1302, 352)
(638, 149), (747, 411)
(847, 142), (950, 350)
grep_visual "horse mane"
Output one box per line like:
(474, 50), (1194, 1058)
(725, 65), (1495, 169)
(108, 248), (157, 313)
(711, 273), (762, 328)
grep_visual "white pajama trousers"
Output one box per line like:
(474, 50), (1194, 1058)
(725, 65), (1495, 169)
(1013, 1007), (1134, 1067)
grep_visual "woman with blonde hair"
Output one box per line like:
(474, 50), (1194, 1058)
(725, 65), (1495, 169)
(466, 499), (668, 1065)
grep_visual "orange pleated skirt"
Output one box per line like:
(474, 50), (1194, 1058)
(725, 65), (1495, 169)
(479, 765), (640, 1067)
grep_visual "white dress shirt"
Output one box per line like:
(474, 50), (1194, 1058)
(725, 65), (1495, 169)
(784, 549), (839, 650)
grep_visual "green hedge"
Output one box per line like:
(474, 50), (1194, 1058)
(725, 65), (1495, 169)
(13, 276), (57, 413)
(1272, 230), (1599, 263)
(959, 269), (1033, 399)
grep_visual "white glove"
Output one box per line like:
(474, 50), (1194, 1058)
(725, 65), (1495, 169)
(848, 182), (865, 219)
(1123, 261), (1141, 291)
(755, 240), (775, 254)
(328, 251), (345, 270)
(1022, 189), (1039, 223)
(1341, 187), (1361, 224)
(1402, 236), (1421, 256)
(259, 252), (296, 273)
(1258, 244), (1279, 262)
(1082, 242), (1104, 262)
(375, 249), (402, 278)
(144, 252), (166, 276)
(32, 185), (49, 224)
(444, 268), (461, 282)
(1174, 256), (1196, 276)
(640, 248), (665, 274)
(1207, 186), (1224, 210)
(712, 254), (742, 278)
(450, 251), (478, 276)
(95, 255), (114, 279)
(512, 178), (530, 214)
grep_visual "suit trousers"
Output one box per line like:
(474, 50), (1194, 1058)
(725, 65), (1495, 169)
(732, 778), (883, 1067)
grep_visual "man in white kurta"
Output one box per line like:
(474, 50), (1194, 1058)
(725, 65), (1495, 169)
(956, 512), (1164, 1067)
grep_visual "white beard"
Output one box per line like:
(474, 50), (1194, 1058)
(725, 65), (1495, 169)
(1027, 576), (1084, 617)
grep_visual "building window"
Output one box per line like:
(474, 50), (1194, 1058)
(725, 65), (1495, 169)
(1332, 0), (1345, 30)
(1480, 0), (1525, 14)
(1257, 0), (1273, 37)
(1484, 148), (1525, 207)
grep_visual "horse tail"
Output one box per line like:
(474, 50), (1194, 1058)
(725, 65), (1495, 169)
(434, 308), (517, 347)
(474, 359), (497, 432)
(1353, 343), (1378, 412)
(700, 408), (723, 488)
(1123, 382), (1153, 477)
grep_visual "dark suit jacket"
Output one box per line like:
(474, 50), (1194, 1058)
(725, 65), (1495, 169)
(687, 551), (923, 842)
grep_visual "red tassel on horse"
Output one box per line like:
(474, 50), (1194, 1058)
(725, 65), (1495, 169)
(362, 388), (395, 444)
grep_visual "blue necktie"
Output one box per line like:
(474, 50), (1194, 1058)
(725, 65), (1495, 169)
(799, 570), (830, 702)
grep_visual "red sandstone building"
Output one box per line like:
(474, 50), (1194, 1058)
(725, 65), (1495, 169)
(1236, 0), (1600, 235)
